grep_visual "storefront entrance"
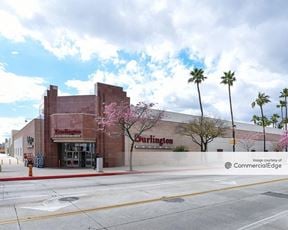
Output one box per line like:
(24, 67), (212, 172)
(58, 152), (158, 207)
(60, 143), (95, 168)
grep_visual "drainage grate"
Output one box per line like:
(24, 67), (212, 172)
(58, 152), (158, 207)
(58, 197), (79, 202)
(262, 192), (288, 199)
(162, 197), (185, 203)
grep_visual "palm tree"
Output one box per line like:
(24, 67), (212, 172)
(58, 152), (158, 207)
(188, 68), (207, 118)
(188, 67), (207, 151)
(251, 92), (271, 151)
(276, 100), (286, 126)
(270, 114), (280, 128)
(280, 88), (288, 151)
(221, 70), (236, 152)
(280, 88), (288, 131)
(251, 115), (260, 125)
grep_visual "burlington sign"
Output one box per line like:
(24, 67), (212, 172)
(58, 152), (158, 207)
(135, 135), (173, 146)
(54, 129), (81, 137)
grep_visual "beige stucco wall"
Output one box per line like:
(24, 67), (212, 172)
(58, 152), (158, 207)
(124, 112), (283, 166)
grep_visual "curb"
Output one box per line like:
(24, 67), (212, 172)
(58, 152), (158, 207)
(0, 171), (141, 182)
(0, 168), (196, 182)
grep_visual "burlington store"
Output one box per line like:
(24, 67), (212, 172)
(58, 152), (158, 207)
(43, 83), (282, 168)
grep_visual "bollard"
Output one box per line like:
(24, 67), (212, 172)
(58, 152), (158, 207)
(96, 158), (103, 172)
(17, 159), (19, 165)
(28, 164), (33, 177)
(1, 159), (3, 165)
(9, 159), (11, 165)
(0, 165), (1, 172)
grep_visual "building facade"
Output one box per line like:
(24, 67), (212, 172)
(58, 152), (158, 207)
(125, 111), (283, 166)
(13, 119), (43, 161)
(44, 83), (129, 167)
(13, 83), (284, 168)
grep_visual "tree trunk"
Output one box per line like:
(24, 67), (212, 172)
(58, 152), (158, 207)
(197, 83), (204, 151)
(281, 107), (284, 125)
(228, 86), (235, 152)
(203, 142), (208, 152)
(285, 97), (287, 152)
(285, 97), (287, 131)
(129, 141), (135, 171)
(260, 106), (266, 151)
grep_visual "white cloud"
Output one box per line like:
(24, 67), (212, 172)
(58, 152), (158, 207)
(0, 66), (46, 103)
(0, 0), (287, 124)
(0, 10), (27, 42)
(0, 117), (27, 143)
(11, 51), (19, 55)
(1, 0), (288, 71)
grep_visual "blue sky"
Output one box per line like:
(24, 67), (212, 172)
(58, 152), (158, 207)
(0, 0), (287, 142)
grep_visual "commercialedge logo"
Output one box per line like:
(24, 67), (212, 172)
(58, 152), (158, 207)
(225, 162), (232, 169)
(224, 161), (282, 170)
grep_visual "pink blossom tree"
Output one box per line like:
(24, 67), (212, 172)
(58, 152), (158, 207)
(279, 131), (288, 150)
(100, 101), (164, 171)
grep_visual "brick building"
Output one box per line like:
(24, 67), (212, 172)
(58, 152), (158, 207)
(44, 83), (129, 167)
(13, 82), (284, 168)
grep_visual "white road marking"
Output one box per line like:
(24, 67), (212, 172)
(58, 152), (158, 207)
(214, 180), (237, 185)
(21, 198), (73, 212)
(237, 209), (288, 230)
(20, 194), (86, 212)
(2, 194), (48, 201)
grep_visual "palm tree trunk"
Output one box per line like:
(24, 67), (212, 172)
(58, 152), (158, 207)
(285, 97), (287, 152)
(285, 97), (287, 131)
(260, 106), (266, 151)
(281, 107), (284, 125)
(197, 83), (204, 117)
(197, 83), (204, 151)
(228, 86), (235, 152)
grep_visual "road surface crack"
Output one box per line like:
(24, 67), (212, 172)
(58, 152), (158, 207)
(14, 204), (22, 230)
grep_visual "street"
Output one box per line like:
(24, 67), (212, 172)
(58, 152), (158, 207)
(1, 172), (288, 229)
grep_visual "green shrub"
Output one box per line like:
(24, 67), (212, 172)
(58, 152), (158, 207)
(173, 145), (188, 152)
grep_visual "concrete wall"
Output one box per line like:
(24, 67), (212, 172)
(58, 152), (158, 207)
(132, 151), (222, 167)
(14, 137), (23, 161)
(124, 111), (283, 166)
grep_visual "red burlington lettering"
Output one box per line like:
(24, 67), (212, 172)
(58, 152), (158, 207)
(134, 135), (173, 146)
(55, 129), (81, 135)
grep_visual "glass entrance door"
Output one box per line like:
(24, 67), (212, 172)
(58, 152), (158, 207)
(62, 143), (95, 168)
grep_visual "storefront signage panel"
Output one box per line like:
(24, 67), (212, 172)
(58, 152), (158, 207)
(54, 129), (82, 137)
(135, 135), (173, 149)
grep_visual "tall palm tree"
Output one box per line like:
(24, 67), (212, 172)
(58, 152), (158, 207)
(251, 115), (260, 125)
(188, 68), (207, 118)
(280, 88), (288, 151)
(221, 70), (236, 152)
(270, 113), (280, 128)
(276, 100), (286, 126)
(188, 67), (207, 151)
(251, 92), (271, 151)
(280, 88), (288, 131)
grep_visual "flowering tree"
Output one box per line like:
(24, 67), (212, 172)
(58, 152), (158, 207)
(279, 131), (288, 150)
(100, 101), (164, 171)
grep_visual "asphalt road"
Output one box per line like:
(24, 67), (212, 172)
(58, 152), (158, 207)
(1, 172), (288, 230)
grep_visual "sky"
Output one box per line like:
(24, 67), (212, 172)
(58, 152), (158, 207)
(0, 0), (287, 143)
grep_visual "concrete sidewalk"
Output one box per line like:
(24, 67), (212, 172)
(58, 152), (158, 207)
(0, 154), (202, 181)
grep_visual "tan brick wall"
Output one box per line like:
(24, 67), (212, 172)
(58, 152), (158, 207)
(13, 119), (44, 161)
